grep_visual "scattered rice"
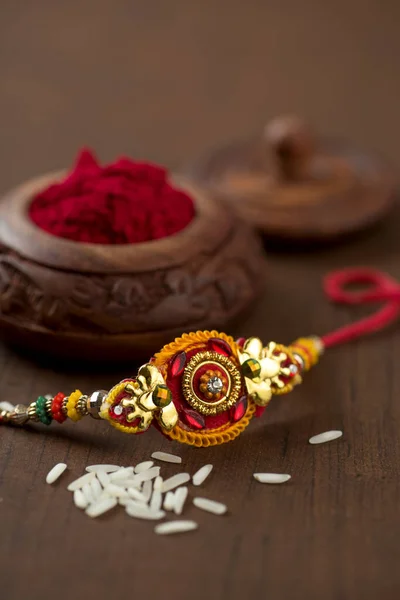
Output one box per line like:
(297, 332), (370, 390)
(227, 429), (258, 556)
(155, 520), (198, 535)
(193, 497), (227, 515)
(154, 476), (163, 491)
(253, 473), (291, 484)
(135, 461), (154, 473)
(163, 491), (175, 511)
(161, 473), (191, 493)
(86, 497), (118, 518)
(110, 467), (134, 481)
(67, 471), (96, 491)
(309, 430), (343, 444)
(73, 489), (88, 509)
(150, 489), (163, 512)
(105, 483), (129, 498)
(125, 504), (165, 520)
(86, 465), (121, 473)
(174, 486), (188, 515)
(151, 451), (182, 464)
(192, 464), (213, 486)
(46, 463), (67, 485)
(96, 471), (110, 488)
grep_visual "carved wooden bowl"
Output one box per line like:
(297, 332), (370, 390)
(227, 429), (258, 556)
(0, 171), (266, 361)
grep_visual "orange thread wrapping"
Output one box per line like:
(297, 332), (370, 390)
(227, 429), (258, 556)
(153, 330), (239, 371)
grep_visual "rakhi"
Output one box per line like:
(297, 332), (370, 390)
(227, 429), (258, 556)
(1, 268), (398, 447)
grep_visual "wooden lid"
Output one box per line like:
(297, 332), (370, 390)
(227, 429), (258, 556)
(185, 115), (396, 242)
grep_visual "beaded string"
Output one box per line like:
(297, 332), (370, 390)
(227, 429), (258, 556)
(0, 267), (398, 430)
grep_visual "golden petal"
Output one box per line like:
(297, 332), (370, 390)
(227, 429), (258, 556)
(243, 337), (263, 359)
(137, 391), (157, 412)
(159, 402), (179, 430)
(238, 351), (251, 365)
(259, 357), (281, 379)
(138, 364), (165, 388)
(245, 378), (272, 406)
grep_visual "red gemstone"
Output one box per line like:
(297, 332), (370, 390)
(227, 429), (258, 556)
(231, 395), (248, 422)
(182, 409), (205, 430)
(255, 405), (266, 418)
(208, 337), (232, 357)
(170, 351), (187, 377)
(236, 337), (246, 349)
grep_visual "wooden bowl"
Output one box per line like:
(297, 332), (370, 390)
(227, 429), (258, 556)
(183, 115), (396, 244)
(0, 171), (266, 361)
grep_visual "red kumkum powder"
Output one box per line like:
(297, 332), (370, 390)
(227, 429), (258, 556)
(29, 149), (195, 244)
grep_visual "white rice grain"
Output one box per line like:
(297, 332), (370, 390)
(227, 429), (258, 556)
(193, 497), (227, 515)
(67, 471), (96, 491)
(151, 451), (182, 464)
(150, 489), (163, 512)
(125, 504), (165, 520)
(253, 473), (291, 484)
(86, 496), (117, 518)
(82, 482), (96, 504)
(174, 486), (188, 515)
(161, 473), (191, 493)
(105, 483), (129, 498)
(96, 470), (110, 488)
(73, 489), (88, 509)
(127, 487), (147, 503)
(163, 491), (175, 511)
(142, 480), (153, 503)
(118, 497), (131, 507)
(154, 476), (163, 491)
(85, 464), (121, 473)
(155, 520), (198, 535)
(309, 430), (343, 445)
(111, 478), (137, 488)
(110, 467), (134, 481)
(135, 460), (154, 473)
(192, 464), (213, 486)
(90, 477), (103, 501)
(131, 466), (161, 486)
(46, 463), (67, 485)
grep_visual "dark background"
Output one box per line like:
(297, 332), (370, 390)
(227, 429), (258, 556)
(1, 2), (400, 599)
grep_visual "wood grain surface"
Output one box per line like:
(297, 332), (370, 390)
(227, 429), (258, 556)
(1, 2), (400, 599)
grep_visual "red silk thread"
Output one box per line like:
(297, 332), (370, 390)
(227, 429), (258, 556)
(321, 268), (400, 349)
(29, 149), (195, 244)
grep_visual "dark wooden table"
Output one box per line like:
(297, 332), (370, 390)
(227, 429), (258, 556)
(1, 2), (400, 599)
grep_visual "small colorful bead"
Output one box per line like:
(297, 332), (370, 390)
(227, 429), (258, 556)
(242, 358), (262, 379)
(35, 396), (52, 426)
(66, 390), (83, 422)
(51, 392), (66, 423)
(152, 385), (172, 408)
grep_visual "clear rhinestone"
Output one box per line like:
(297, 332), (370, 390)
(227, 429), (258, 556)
(207, 376), (224, 395)
(113, 405), (123, 416)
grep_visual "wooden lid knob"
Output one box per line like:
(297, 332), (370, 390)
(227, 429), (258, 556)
(264, 115), (316, 182)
